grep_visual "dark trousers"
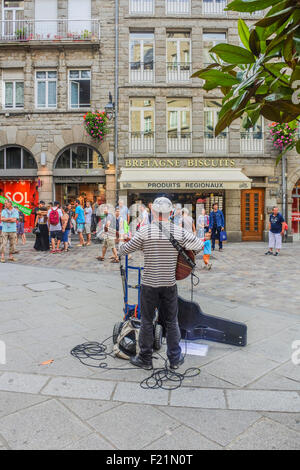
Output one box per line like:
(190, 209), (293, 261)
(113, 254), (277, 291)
(211, 226), (222, 250)
(139, 284), (181, 363)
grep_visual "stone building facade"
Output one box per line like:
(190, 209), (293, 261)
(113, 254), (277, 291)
(0, 0), (116, 230)
(116, 0), (300, 242)
(0, 0), (299, 240)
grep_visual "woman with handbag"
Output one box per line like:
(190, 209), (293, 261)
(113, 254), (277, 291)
(33, 204), (49, 251)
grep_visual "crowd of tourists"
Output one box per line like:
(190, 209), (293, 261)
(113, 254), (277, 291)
(0, 196), (286, 264)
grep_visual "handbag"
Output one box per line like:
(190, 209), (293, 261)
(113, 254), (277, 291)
(220, 230), (227, 242)
(156, 222), (196, 280)
(32, 225), (40, 235)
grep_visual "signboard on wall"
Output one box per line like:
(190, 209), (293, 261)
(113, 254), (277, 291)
(0, 180), (38, 232)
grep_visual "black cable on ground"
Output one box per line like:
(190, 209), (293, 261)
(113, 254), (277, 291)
(70, 336), (201, 391)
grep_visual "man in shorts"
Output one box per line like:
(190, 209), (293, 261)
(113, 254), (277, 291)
(1, 200), (19, 263)
(97, 206), (119, 263)
(84, 201), (93, 246)
(47, 201), (63, 253)
(75, 199), (86, 247)
(265, 206), (285, 256)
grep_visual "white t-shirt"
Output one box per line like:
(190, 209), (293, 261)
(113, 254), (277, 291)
(48, 207), (63, 231)
(85, 207), (93, 225)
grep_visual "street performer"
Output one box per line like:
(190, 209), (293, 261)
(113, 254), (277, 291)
(118, 197), (204, 370)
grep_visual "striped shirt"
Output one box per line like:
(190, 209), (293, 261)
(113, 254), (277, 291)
(119, 221), (204, 288)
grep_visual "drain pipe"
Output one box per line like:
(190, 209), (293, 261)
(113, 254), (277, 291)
(282, 152), (287, 240)
(114, 0), (119, 206)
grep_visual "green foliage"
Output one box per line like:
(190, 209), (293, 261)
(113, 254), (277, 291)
(194, 0), (300, 153)
(83, 111), (109, 142)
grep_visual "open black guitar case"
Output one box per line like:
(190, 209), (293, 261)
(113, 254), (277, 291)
(176, 296), (247, 347)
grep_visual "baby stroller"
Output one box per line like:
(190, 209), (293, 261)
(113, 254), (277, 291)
(112, 255), (163, 352)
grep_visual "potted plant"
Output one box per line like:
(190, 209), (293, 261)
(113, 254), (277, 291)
(83, 110), (109, 142)
(15, 28), (28, 41)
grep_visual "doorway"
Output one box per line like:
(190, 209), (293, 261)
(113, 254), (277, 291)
(241, 189), (265, 241)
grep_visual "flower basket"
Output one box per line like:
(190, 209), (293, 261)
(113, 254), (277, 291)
(83, 111), (109, 142)
(268, 122), (297, 153)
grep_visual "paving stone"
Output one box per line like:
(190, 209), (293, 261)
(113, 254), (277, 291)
(160, 407), (261, 446)
(145, 425), (222, 450)
(202, 350), (279, 387)
(41, 376), (115, 400)
(0, 391), (49, 419)
(113, 382), (169, 406)
(88, 404), (179, 450)
(170, 387), (226, 409)
(274, 361), (300, 382)
(262, 412), (300, 433)
(227, 390), (300, 412)
(227, 418), (300, 450)
(25, 281), (67, 292)
(247, 372), (300, 391)
(59, 398), (122, 421)
(0, 372), (49, 394)
(0, 399), (90, 450)
(63, 433), (115, 450)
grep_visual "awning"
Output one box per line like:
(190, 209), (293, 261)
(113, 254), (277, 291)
(119, 168), (252, 190)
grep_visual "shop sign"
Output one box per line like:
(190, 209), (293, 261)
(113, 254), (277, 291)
(120, 181), (251, 190)
(0, 180), (38, 231)
(268, 177), (279, 184)
(125, 158), (236, 168)
(292, 212), (300, 221)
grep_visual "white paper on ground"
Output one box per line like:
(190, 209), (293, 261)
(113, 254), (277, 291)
(179, 341), (209, 356)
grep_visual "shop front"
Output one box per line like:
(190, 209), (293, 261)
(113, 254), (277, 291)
(292, 179), (300, 241)
(119, 162), (252, 240)
(0, 145), (38, 231)
(53, 144), (107, 206)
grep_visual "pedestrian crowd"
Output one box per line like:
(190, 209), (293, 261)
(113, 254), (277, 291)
(0, 196), (287, 265)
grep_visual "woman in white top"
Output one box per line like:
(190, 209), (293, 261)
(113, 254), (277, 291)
(181, 208), (196, 234)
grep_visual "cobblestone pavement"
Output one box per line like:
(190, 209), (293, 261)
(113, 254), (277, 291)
(0, 239), (299, 450)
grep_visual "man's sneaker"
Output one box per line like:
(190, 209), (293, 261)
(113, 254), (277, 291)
(274, 252), (279, 256)
(169, 354), (185, 370)
(265, 251), (272, 255)
(130, 355), (153, 370)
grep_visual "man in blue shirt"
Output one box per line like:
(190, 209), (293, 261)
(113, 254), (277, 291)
(209, 203), (225, 251)
(75, 199), (86, 247)
(1, 200), (19, 263)
(265, 206), (285, 256)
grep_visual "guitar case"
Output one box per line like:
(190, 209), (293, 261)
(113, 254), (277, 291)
(176, 296), (247, 347)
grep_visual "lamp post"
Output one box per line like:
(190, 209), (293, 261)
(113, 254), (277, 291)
(105, 91), (118, 206)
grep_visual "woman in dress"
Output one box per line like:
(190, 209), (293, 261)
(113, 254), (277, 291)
(33, 205), (49, 251)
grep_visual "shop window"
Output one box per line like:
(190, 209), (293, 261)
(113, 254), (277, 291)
(55, 145), (105, 169)
(0, 146), (37, 169)
(69, 70), (91, 109)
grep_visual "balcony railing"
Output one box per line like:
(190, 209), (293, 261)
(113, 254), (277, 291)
(202, 0), (227, 15)
(240, 10), (264, 18)
(166, 0), (191, 15)
(241, 132), (264, 154)
(130, 132), (154, 153)
(204, 131), (228, 153)
(167, 132), (192, 152)
(167, 63), (191, 82)
(0, 19), (100, 42)
(130, 0), (154, 14)
(130, 62), (154, 83)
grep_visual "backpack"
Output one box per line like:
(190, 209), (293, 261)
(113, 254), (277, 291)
(49, 208), (60, 226)
(113, 319), (140, 360)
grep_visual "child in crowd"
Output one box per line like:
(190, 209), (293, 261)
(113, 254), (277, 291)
(203, 231), (212, 270)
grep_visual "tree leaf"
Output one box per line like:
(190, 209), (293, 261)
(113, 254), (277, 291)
(226, 0), (281, 13)
(276, 152), (283, 165)
(238, 19), (250, 50)
(210, 44), (256, 64)
(296, 139), (300, 154)
(197, 69), (240, 86)
(283, 34), (294, 63)
(255, 7), (294, 27)
(261, 103), (283, 121)
(249, 29), (261, 56)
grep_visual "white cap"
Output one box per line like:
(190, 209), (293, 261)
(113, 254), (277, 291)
(152, 197), (173, 214)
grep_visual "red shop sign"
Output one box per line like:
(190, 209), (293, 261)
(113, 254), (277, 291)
(292, 212), (300, 221)
(0, 180), (38, 232)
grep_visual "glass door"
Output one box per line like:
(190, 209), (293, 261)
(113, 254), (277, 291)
(292, 180), (300, 241)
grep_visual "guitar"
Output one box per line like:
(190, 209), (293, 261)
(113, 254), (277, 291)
(176, 250), (195, 280)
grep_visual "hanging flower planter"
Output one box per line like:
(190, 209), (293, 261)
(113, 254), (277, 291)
(83, 111), (109, 142)
(268, 122), (297, 153)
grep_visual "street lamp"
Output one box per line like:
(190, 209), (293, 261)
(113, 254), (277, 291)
(105, 92), (115, 121)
